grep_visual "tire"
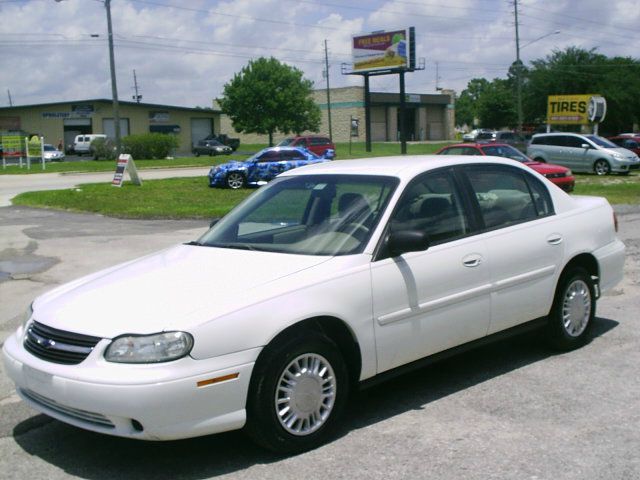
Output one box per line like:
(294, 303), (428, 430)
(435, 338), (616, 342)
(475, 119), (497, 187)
(593, 159), (611, 176)
(546, 267), (595, 350)
(245, 331), (349, 453)
(226, 172), (245, 189)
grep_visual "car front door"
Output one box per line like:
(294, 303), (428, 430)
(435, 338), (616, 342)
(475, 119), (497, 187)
(461, 165), (564, 334)
(371, 168), (491, 373)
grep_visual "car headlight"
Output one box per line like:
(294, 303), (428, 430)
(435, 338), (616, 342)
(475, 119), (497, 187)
(565, 169), (572, 177)
(105, 331), (194, 363)
(612, 152), (623, 159)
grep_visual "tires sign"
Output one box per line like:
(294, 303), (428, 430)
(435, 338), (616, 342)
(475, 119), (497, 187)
(547, 94), (606, 125)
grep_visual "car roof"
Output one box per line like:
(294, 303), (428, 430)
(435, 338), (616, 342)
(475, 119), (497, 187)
(280, 155), (529, 181)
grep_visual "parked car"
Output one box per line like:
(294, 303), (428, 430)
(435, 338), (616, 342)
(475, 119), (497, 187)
(192, 139), (233, 157)
(208, 146), (331, 189)
(484, 130), (528, 152)
(608, 135), (640, 156)
(3, 156), (625, 453)
(462, 128), (494, 141)
(437, 143), (575, 192)
(42, 144), (65, 162)
(527, 133), (640, 175)
(203, 134), (240, 152)
(277, 135), (336, 157)
(73, 134), (107, 155)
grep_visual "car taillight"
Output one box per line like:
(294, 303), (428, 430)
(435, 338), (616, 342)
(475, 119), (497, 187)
(613, 211), (619, 232)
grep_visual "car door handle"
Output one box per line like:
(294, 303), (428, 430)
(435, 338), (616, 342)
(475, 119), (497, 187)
(547, 234), (563, 245)
(462, 254), (483, 268)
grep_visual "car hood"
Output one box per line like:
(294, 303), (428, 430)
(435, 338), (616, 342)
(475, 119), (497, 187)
(608, 147), (640, 159)
(210, 160), (248, 172)
(33, 244), (331, 338)
(524, 161), (569, 174)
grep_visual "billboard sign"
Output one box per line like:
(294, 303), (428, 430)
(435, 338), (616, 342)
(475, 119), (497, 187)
(352, 28), (414, 73)
(547, 94), (605, 125)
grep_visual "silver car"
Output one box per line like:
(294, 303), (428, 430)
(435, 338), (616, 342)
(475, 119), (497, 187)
(42, 144), (65, 162)
(527, 133), (640, 175)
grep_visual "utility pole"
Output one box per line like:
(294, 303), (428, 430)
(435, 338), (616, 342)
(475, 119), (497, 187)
(324, 40), (333, 141)
(514, 0), (523, 134)
(7, 89), (12, 106)
(435, 62), (442, 91)
(132, 69), (142, 103)
(105, 0), (122, 156)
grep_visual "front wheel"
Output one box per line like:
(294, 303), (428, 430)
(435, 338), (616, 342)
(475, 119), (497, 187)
(546, 267), (595, 350)
(226, 172), (245, 189)
(593, 159), (611, 175)
(245, 332), (349, 453)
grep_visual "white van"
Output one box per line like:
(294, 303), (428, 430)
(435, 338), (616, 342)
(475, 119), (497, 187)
(73, 134), (107, 155)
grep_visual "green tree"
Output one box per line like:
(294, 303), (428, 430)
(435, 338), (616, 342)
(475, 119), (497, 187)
(477, 79), (517, 129)
(455, 78), (489, 127)
(523, 47), (640, 133)
(219, 57), (321, 145)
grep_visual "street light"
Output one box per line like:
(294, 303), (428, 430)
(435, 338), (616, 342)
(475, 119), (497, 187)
(55, 0), (121, 156)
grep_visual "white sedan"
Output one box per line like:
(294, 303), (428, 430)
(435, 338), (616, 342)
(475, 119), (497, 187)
(2, 156), (625, 453)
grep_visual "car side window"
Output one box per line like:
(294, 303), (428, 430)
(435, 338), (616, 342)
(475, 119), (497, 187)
(464, 147), (482, 155)
(389, 170), (470, 246)
(257, 151), (281, 162)
(564, 136), (585, 148)
(440, 147), (465, 155)
(311, 137), (328, 146)
(464, 166), (550, 230)
(281, 150), (304, 161)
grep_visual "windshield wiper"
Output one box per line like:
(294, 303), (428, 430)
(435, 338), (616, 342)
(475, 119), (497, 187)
(210, 242), (262, 251)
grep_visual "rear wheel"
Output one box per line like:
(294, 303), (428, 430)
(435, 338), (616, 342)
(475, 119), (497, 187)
(593, 159), (611, 175)
(226, 172), (245, 189)
(546, 267), (595, 350)
(245, 332), (349, 453)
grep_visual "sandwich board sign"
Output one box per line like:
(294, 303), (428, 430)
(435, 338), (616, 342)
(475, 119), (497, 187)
(112, 154), (142, 187)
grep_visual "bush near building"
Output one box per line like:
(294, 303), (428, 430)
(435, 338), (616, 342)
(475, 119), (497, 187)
(122, 133), (179, 160)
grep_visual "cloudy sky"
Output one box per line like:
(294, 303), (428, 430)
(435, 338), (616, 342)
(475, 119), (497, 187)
(1, 0), (638, 109)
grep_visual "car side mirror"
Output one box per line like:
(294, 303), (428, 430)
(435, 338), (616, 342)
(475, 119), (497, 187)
(387, 230), (430, 257)
(581, 143), (591, 149)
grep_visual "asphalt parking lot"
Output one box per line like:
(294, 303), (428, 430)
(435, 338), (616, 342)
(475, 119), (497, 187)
(1, 204), (639, 480)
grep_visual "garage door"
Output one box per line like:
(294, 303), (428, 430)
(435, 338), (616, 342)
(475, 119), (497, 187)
(103, 118), (130, 139)
(191, 118), (213, 145)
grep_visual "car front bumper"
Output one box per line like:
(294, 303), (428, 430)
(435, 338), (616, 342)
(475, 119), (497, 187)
(2, 327), (258, 440)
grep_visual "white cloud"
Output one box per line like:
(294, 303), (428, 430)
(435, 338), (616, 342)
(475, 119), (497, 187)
(0, 0), (637, 108)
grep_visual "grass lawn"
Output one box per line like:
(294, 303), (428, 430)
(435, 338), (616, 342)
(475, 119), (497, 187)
(1, 142), (449, 175)
(12, 170), (639, 220)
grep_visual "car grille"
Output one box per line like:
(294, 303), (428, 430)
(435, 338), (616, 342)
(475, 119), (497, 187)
(20, 389), (115, 429)
(24, 321), (101, 365)
(544, 173), (567, 179)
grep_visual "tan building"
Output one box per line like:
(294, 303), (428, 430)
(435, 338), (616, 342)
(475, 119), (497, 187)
(0, 99), (221, 155)
(216, 86), (455, 144)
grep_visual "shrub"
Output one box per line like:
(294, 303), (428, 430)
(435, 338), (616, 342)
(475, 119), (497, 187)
(90, 137), (118, 161)
(122, 133), (179, 159)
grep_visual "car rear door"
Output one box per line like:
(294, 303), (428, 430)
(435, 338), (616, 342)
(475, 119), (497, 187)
(371, 168), (491, 372)
(460, 164), (564, 334)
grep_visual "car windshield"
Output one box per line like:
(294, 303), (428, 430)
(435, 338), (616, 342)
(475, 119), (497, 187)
(197, 174), (398, 255)
(277, 138), (295, 146)
(480, 145), (530, 163)
(43, 145), (55, 151)
(585, 135), (617, 148)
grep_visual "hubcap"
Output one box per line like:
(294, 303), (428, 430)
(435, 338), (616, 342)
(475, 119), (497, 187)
(227, 173), (243, 189)
(595, 161), (609, 175)
(562, 279), (591, 337)
(275, 353), (336, 436)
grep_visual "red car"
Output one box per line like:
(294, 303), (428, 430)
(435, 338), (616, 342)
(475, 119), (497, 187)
(437, 143), (575, 192)
(608, 135), (640, 156)
(277, 135), (336, 157)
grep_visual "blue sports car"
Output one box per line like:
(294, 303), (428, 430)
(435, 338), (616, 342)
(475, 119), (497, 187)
(208, 146), (334, 189)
